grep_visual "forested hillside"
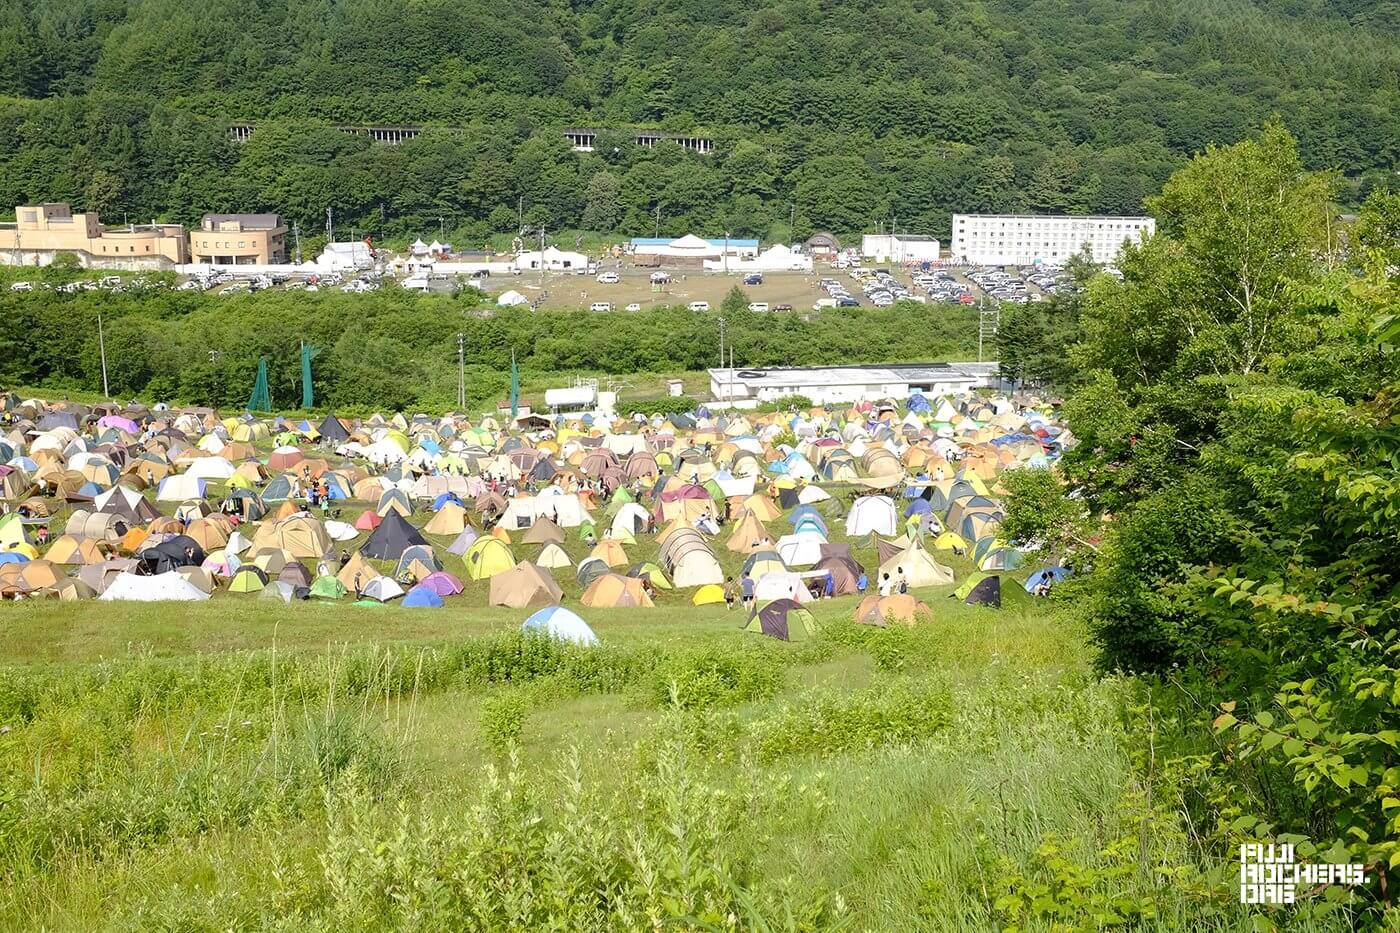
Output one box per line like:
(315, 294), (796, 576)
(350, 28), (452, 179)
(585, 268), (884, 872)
(0, 0), (1395, 243)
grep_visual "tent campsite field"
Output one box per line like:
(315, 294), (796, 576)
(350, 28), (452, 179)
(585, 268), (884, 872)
(0, 400), (1252, 930)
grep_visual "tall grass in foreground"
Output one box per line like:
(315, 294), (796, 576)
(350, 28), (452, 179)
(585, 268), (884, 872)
(0, 617), (1338, 930)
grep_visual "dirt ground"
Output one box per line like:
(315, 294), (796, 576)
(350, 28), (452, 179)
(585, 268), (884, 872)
(487, 265), (883, 312)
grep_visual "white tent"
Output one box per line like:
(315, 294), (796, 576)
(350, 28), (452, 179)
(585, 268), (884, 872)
(754, 570), (812, 603)
(99, 571), (211, 602)
(497, 289), (530, 307)
(845, 496), (897, 536)
(156, 473), (206, 502)
(184, 457), (236, 480)
(776, 532), (827, 567)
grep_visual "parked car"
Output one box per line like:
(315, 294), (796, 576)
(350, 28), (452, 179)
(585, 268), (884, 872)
(596, 272), (620, 284)
(748, 302), (769, 312)
(589, 302), (613, 312)
(743, 273), (763, 285)
(10, 282), (33, 292)
(774, 303), (793, 311)
(624, 302), (642, 312)
(688, 301), (710, 311)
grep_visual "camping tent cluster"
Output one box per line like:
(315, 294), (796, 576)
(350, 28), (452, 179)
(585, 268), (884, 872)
(0, 389), (1072, 639)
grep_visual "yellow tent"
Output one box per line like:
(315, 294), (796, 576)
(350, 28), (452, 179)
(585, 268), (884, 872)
(464, 536), (514, 580)
(691, 584), (726, 606)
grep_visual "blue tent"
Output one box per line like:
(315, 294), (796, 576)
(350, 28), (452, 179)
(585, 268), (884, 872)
(402, 584), (445, 608)
(904, 498), (933, 517)
(0, 551), (30, 565)
(907, 393), (932, 413)
(1024, 566), (1072, 593)
(522, 605), (599, 646)
(432, 492), (464, 511)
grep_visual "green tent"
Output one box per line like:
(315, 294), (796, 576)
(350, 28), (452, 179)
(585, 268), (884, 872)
(309, 575), (348, 599)
(228, 567), (269, 593)
(744, 599), (817, 641)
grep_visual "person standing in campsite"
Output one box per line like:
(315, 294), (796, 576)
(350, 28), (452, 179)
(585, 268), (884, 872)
(339, 549), (350, 569)
(897, 571), (909, 595)
(723, 576), (737, 611)
(36, 525), (49, 547)
(878, 572), (892, 597)
(741, 574), (755, 613)
(857, 571), (868, 594)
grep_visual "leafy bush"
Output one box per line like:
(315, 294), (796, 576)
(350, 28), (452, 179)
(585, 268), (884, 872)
(642, 646), (786, 711)
(749, 679), (953, 762)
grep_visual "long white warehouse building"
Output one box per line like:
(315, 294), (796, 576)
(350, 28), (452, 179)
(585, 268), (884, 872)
(708, 362), (1001, 406)
(950, 214), (1154, 265)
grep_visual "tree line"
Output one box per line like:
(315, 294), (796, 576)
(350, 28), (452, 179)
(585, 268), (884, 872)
(0, 0), (1395, 245)
(997, 123), (1400, 918)
(0, 286), (980, 412)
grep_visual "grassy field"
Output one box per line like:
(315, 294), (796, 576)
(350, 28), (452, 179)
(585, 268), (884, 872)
(0, 585), (1274, 929)
(0, 462), (1280, 928)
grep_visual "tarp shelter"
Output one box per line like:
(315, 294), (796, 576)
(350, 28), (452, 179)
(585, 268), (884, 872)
(744, 599), (817, 641)
(522, 606), (598, 646)
(360, 510), (428, 560)
(489, 560), (563, 608)
(1024, 565), (1071, 593)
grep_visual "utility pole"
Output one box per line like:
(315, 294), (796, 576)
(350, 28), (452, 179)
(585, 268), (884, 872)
(438, 217), (445, 240)
(723, 230), (730, 275)
(97, 311), (109, 399)
(538, 224), (546, 290)
(716, 317), (726, 403)
(326, 207), (333, 243)
(456, 332), (466, 410)
(654, 205), (660, 237)
(978, 301), (1000, 363)
(517, 196), (523, 232)
(292, 222), (303, 264)
(728, 345), (734, 408)
(789, 202), (796, 234)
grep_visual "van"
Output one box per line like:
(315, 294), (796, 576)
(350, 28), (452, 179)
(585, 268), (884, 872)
(688, 301), (710, 311)
(812, 298), (838, 310)
(748, 302), (769, 312)
(589, 302), (613, 312)
(596, 272), (620, 284)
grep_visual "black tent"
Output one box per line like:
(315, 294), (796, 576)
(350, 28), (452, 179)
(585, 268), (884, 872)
(777, 486), (800, 509)
(138, 535), (206, 574)
(359, 510), (428, 560)
(963, 574), (1002, 608)
(318, 413), (351, 443)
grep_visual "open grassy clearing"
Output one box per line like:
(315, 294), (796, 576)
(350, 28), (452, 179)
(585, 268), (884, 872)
(0, 589), (1275, 931)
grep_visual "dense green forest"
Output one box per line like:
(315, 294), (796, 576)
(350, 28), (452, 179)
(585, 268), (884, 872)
(992, 125), (1400, 919)
(1, 0), (1396, 244)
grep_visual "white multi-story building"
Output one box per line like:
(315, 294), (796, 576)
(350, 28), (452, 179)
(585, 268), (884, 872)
(950, 214), (1155, 266)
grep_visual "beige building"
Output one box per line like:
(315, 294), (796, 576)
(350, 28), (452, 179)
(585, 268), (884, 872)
(0, 202), (189, 267)
(190, 213), (288, 265)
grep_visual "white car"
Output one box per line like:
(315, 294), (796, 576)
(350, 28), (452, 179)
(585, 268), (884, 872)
(589, 302), (613, 312)
(688, 301), (710, 311)
(596, 272), (620, 284)
(10, 282), (32, 292)
(748, 302), (769, 312)
(625, 303), (642, 312)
